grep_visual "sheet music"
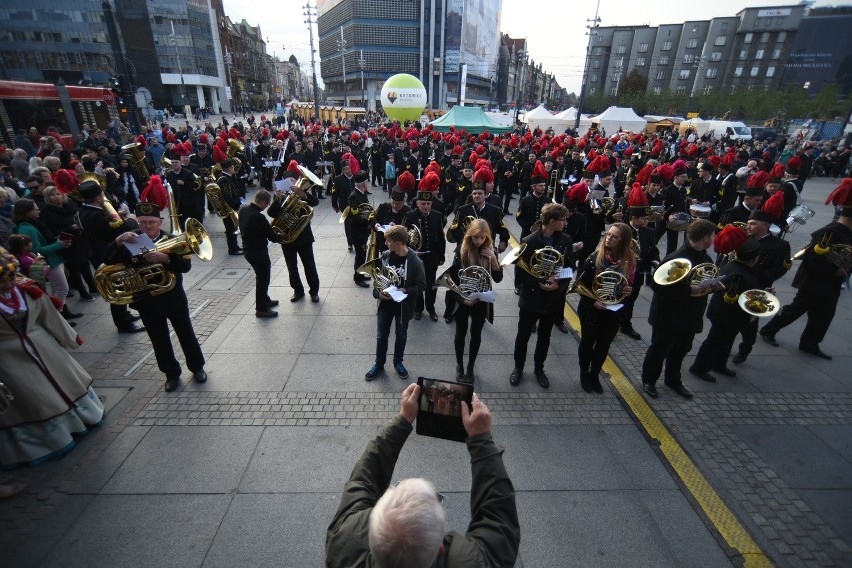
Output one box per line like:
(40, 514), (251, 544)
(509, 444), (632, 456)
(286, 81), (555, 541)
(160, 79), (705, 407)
(556, 267), (574, 280)
(123, 233), (157, 257)
(589, 189), (605, 200)
(467, 290), (496, 303)
(383, 285), (408, 302)
(274, 178), (294, 191)
(605, 303), (624, 312)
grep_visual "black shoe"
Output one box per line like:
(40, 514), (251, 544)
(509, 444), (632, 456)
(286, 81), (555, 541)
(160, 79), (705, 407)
(534, 369), (550, 388)
(621, 326), (642, 340)
(455, 364), (465, 382)
(79, 293), (96, 302)
(365, 364), (383, 381)
(317, 195), (326, 199)
(348, 245), (354, 252)
(193, 370), (208, 383)
(581, 381), (594, 393)
(731, 353), (747, 365)
(531, 322), (537, 334)
(354, 279), (370, 288)
(62, 307), (84, 319)
(465, 364), (474, 384)
(713, 366), (737, 377)
(428, 311), (438, 322)
(760, 331), (779, 347)
(310, 294), (320, 303)
(590, 375), (603, 393)
(266, 299), (280, 307)
(67, 321), (77, 327)
(509, 368), (523, 386)
(165, 376), (179, 392)
(66, 290), (75, 298)
(667, 384), (694, 399)
(255, 310), (278, 318)
(229, 250), (244, 256)
(413, 311), (422, 320)
(118, 324), (146, 334)
(643, 383), (658, 398)
(126, 314), (142, 323)
(290, 292), (305, 302)
(444, 314), (454, 324)
(504, 210), (513, 215)
(557, 321), (571, 334)
(689, 367), (717, 382)
(799, 345), (832, 360)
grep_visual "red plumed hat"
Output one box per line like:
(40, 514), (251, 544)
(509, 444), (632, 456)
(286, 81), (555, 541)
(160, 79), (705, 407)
(624, 146), (633, 157)
(287, 160), (300, 174)
(140, 175), (169, 210)
(785, 155), (802, 175)
(651, 139), (664, 157)
(341, 153), (360, 174)
(714, 225), (748, 255)
(213, 145), (228, 164)
(261, 128), (269, 138)
(567, 182), (589, 203)
(577, 138), (588, 150)
(825, 178), (852, 207)
(627, 182), (649, 207)
(468, 153), (478, 166)
(587, 155), (611, 174)
(635, 164), (653, 186)
(721, 152), (735, 166)
(532, 143), (541, 153)
(530, 160), (548, 184)
(397, 171), (416, 192)
(473, 166), (494, 184)
(425, 161), (442, 177)
(173, 142), (188, 157)
(708, 155), (721, 168)
(418, 171), (441, 191)
(672, 159), (687, 172)
(452, 145), (464, 156)
(768, 163), (785, 183)
(52, 169), (78, 195)
(747, 171), (769, 189)
(475, 144), (486, 156)
(762, 191), (785, 219)
(136, 135), (147, 148)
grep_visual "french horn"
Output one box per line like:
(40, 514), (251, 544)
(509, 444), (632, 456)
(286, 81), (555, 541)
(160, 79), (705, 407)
(569, 269), (629, 305)
(356, 257), (402, 295)
(501, 243), (564, 280)
(434, 265), (492, 301)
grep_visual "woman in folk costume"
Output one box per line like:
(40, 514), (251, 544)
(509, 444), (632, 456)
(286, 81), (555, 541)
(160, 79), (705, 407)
(0, 254), (104, 468)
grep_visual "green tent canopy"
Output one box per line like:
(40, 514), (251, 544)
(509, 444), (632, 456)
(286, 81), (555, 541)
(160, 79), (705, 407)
(429, 106), (513, 135)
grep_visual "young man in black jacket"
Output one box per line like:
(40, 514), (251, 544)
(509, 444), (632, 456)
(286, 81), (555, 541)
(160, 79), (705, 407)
(238, 189), (284, 317)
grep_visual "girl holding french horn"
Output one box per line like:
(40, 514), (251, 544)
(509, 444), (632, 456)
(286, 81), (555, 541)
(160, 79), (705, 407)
(575, 222), (636, 393)
(443, 219), (503, 384)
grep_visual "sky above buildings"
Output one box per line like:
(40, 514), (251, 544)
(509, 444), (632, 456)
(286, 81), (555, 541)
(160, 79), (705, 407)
(224, 0), (835, 98)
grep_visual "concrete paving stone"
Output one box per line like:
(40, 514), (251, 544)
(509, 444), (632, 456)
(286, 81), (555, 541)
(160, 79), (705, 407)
(39, 494), (231, 568)
(287, 353), (412, 392)
(810, 425), (852, 463)
(730, 425), (852, 489)
(67, 426), (151, 495)
(213, 314), (313, 354)
(797, 490), (852, 547)
(200, 314), (244, 355)
(599, 426), (679, 490)
(302, 315), (381, 354)
(102, 426), (263, 494)
(182, 353), (296, 392)
(240, 426), (375, 493)
(515, 490), (731, 568)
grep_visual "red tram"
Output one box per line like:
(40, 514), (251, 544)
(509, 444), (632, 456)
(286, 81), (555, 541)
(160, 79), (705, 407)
(0, 80), (118, 148)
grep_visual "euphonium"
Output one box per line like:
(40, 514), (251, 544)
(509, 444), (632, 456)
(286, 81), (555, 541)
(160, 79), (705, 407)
(407, 225), (422, 252)
(120, 142), (150, 181)
(95, 218), (213, 304)
(356, 257), (402, 295)
(434, 265), (492, 301)
(159, 153), (172, 173)
(646, 205), (666, 223)
(204, 181), (240, 235)
(270, 165), (320, 243)
(570, 269), (629, 305)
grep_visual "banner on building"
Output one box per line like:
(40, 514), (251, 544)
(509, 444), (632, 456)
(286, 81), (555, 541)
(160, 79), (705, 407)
(459, 64), (468, 106)
(444, 0), (502, 79)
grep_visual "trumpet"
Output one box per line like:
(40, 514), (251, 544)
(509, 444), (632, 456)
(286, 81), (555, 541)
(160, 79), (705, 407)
(569, 269), (629, 305)
(434, 265), (493, 301)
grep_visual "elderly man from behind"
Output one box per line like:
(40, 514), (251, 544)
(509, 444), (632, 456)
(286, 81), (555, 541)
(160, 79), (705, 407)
(326, 383), (520, 567)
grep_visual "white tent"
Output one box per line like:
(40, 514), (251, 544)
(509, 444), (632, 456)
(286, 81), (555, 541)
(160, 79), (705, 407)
(591, 106), (646, 134)
(521, 104), (571, 132)
(679, 117), (710, 136)
(578, 114), (594, 133)
(484, 111), (515, 127)
(554, 107), (578, 121)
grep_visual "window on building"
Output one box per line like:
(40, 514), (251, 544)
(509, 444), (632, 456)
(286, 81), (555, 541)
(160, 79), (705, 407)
(705, 67), (717, 79)
(676, 86), (686, 94)
(638, 42), (649, 53)
(679, 69), (691, 80)
(714, 36), (726, 46)
(755, 49), (764, 60)
(760, 32), (770, 43)
(686, 38), (698, 49)
(734, 66), (743, 77)
(710, 51), (722, 62)
(653, 86), (662, 95)
(777, 31), (786, 42)
(615, 57), (624, 70)
(661, 41), (672, 51)
(739, 49), (747, 61)
(721, 22), (728, 32)
(744, 33), (753, 44)
(595, 47), (602, 56)
(683, 53), (694, 64)
(750, 66), (759, 77)
(590, 74), (598, 82)
(766, 66), (775, 78)
(703, 85), (713, 94)
(617, 45), (626, 54)
(636, 57), (646, 67)
(772, 49), (781, 60)
(590, 87), (596, 94)
(659, 55), (669, 65)
(656, 70), (665, 80)
(611, 87), (618, 96)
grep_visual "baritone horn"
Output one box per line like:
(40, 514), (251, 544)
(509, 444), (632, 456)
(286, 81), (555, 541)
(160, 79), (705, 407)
(121, 141), (150, 181)
(270, 165), (320, 244)
(204, 181), (240, 235)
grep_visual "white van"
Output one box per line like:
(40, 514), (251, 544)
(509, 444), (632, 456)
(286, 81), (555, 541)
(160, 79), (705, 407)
(705, 120), (752, 141)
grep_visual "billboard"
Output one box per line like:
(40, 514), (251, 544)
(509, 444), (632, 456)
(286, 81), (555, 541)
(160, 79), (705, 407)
(782, 15), (852, 96)
(444, 0), (502, 78)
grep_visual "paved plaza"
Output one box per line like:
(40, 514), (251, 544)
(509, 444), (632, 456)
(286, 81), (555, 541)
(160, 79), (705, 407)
(1, 173), (850, 567)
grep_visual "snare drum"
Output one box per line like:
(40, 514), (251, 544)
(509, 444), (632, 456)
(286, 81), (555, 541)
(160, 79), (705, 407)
(667, 212), (693, 231)
(689, 203), (712, 218)
(786, 204), (814, 232)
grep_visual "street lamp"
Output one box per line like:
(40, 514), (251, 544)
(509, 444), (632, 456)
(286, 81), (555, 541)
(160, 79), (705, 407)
(302, 2), (321, 121)
(576, 0), (601, 132)
(169, 20), (187, 109)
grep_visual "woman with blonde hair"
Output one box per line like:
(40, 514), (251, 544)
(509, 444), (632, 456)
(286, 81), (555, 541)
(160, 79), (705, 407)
(575, 222), (635, 393)
(447, 219), (503, 383)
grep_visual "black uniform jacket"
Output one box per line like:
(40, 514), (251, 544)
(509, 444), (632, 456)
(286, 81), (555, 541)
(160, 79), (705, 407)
(792, 222), (851, 293)
(648, 243), (712, 334)
(754, 233), (791, 288)
(516, 229), (574, 314)
(267, 190), (319, 249)
(238, 202), (283, 254)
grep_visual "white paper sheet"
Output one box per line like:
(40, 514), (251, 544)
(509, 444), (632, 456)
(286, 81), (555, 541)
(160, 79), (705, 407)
(123, 233), (156, 257)
(467, 290), (496, 303)
(556, 267), (574, 280)
(274, 178), (294, 191)
(589, 189), (606, 200)
(383, 285), (408, 302)
(605, 303), (624, 312)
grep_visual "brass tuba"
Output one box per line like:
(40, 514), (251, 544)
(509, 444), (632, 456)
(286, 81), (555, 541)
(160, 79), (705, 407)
(204, 181), (240, 235)
(434, 265), (492, 301)
(95, 218), (213, 304)
(356, 257), (402, 295)
(569, 270), (629, 305)
(270, 166), (320, 244)
(121, 142), (150, 181)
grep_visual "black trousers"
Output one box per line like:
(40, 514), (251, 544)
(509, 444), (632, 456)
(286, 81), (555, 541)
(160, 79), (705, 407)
(620, 275), (644, 326)
(415, 257), (439, 314)
(500, 185), (514, 212)
(371, 164), (384, 187)
(454, 302), (487, 365)
(665, 229), (683, 256)
(578, 303), (620, 380)
(110, 303), (134, 328)
(641, 326), (696, 387)
(443, 289), (457, 319)
(223, 216), (240, 253)
(692, 315), (743, 372)
(282, 243), (319, 295)
(138, 300), (205, 379)
(66, 258), (96, 295)
(343, 218), (353, 247)
(245, 251), (272, 311)
(760, 287), (839, 348)
(352, 229), (369, 279)
(736, 318), (759, 357)
(514, 309), (559, 370)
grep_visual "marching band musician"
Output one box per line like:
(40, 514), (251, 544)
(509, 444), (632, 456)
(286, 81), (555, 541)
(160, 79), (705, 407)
(332, 155), (357, 251)
(270, 138), (290, 188)
(450, 184), (509, 252)
(689, 230), (760, 383)
(239, 189), (284, 318)
(404, 172), (446, 322)
(349, 170), (373, 288)
(364, 225), (426, 382)
(760, 180), (852, 360)
(448, 219), (503, 384)
(620, 184), (660, 341)
(77, 180), (145, 334)
(686, 162), (721, 222)
(662, 166), (689, 256)
(214, 158), (243, 256)
(580, 156), (614, 257)
(496, 146), (517, 215)
(190, 143), (214, 214)
(717, 172), (766, 230)
(731, 199), (792, 365)
(454, 161), (475, 210)
(576, 222), (635, 394)
(442, 145), (464, 207)
(267, 164), (321, 304)
(509, 203), (574, 389)
(105, 202), (206, 392)
(370, 184), (411, 255)
(255, 135), (273, 190)
(640, 219), (719, 400)
(516, 161), (550, 240)
(166, 155), (201, 229)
